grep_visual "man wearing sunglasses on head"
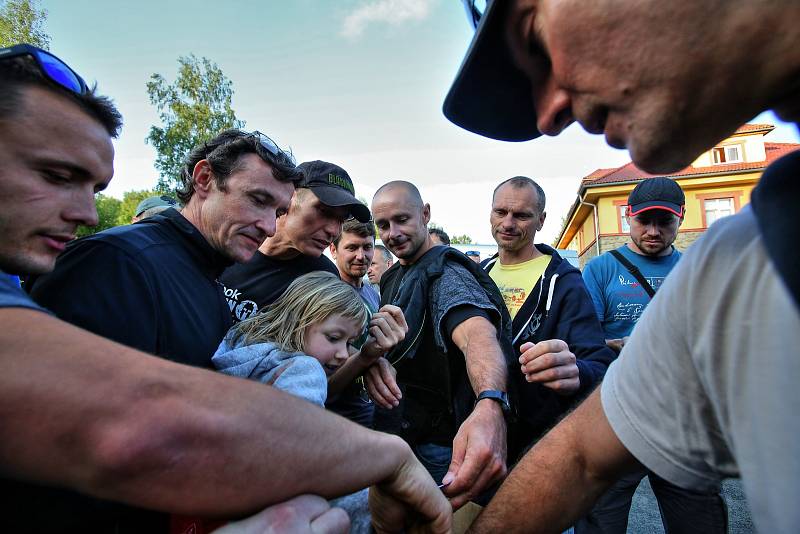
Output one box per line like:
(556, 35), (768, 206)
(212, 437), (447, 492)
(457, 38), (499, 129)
(29, 128), (300, 373)
(0, 44), (450, 534)
(220, 161), (409, 429)
(442, 1), (800, 533)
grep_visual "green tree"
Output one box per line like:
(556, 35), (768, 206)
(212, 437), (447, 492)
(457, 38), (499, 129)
(76, 194), (122, 238)
(115, 189), (164, 226)
(146, 55), (244, 194)
(0, 0), (50, 49)
(451, 234), (473, 244)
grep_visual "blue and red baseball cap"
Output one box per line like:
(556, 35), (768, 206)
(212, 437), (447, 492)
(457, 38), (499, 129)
(627, 178), (685, 217)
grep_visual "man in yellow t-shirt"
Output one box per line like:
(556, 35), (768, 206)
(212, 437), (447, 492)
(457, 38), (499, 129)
(488, 254), (550, 320)
(483, 176), (615, 458)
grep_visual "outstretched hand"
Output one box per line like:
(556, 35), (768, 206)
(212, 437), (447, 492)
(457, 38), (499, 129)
(361, 305), (408, 363)
(369, 443), (452, 534)
(441, 400), (507, 509)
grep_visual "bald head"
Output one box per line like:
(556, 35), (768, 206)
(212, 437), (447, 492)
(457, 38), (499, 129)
(373, 180), (424, 208)
(372, 181), (432, 265)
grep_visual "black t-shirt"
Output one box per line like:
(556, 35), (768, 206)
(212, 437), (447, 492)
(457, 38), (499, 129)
(14, 209), (233, 532)
(220, 250), (339, 322)
(221, 251), (377, 426)
(377, 256), (492, 445)
(29, 209), (232, 368)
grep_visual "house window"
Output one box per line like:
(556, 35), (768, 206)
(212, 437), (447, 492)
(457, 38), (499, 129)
(619, 205), (630, 233)
(712, 144), (743, 164)
(704, 197), (735, 226)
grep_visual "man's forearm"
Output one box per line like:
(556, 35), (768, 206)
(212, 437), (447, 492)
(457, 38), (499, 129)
(468, 389), (639, 533)
(0, 309), (413, 516)
(452, 316), (507, 393)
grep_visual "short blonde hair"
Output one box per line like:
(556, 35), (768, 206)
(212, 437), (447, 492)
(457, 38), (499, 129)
(229, 271), (369, 352)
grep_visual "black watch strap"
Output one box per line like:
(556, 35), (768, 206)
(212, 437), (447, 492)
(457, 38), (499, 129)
(475, 390), (510, 412)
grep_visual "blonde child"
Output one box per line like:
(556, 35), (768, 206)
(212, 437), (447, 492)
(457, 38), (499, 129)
(212, 270), (371, 406)
(171, 271), (374, 534)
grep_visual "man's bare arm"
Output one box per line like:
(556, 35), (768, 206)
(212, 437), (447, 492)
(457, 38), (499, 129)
(451, 316), (507, 394)
(444, 315), (508, 508)
(468, 388), (640, 533)
(0, 308), (450, 530)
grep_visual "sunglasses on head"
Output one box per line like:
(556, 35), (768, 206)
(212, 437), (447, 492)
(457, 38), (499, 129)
(461, 0), (488, 30)
(245, 130), (296, 165)
(0, 43), (88, 95)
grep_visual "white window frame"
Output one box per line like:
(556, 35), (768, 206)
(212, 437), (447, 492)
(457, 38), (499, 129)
(704, 197), (735, 227)
(712, 144), (743, 164)
(619, 205), (630, 233)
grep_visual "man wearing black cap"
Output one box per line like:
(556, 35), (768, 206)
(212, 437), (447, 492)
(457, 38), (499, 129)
(583, 177), (685, 353)
(443, 1), (800, 532)
(220, 161), (408, 428)
(579, 178), (727, 533)
(220, 160), (371, 322)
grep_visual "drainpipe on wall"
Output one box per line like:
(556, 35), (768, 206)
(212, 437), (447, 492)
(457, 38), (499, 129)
(578, 194), (601, 258)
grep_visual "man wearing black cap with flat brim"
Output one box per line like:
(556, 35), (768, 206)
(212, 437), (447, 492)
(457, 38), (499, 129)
(579, 177), (727, 534)
(442, 1), (800, 532)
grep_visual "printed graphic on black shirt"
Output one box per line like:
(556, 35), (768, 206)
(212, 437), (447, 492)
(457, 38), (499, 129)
(222, 283), (260, 322)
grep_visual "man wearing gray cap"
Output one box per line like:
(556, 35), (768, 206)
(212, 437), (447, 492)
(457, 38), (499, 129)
(442, 1), (800, 532)
(131, 194), (177, 223)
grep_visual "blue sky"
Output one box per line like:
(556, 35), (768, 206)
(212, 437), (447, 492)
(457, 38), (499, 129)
(41, 0), (800, 244)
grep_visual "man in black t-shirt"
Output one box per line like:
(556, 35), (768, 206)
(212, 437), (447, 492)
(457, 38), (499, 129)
(221, 161), (407, 428)
(26, 129), (301, 531)
(30, 130), (300, 370)
(220, 160), (370, 321)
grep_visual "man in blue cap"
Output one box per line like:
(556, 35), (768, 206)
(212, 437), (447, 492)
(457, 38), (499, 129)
(579, 178), (727, 533)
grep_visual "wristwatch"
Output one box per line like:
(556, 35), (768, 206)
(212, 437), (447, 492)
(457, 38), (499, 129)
(475, 390), (511, 414)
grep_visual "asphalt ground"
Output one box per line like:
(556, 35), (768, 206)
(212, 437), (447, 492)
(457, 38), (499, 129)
(628, 478), (754, 533)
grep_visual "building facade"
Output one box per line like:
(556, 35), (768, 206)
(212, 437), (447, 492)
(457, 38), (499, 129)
(556, 124), (799, 269)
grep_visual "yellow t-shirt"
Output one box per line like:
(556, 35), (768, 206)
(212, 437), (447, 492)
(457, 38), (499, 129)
(488, 254), (552, 320)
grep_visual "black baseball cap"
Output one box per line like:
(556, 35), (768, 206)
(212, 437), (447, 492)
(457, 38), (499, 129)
(627, 178), (685, 217)
(443, 0), (540, 142)
(296, 160), (371, 223)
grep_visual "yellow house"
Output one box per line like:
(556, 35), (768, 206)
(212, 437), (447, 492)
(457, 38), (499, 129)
(556, 124), (799, 269)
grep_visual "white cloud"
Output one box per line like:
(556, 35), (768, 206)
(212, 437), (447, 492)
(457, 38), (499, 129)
(341, 0), (436, 39)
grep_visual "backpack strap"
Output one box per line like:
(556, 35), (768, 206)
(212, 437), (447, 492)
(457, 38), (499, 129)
(609, 249), (656, 298)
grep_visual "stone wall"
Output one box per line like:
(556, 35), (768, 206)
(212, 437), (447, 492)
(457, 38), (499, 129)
(577, 242), (598, 270)
(674, 229), (704, 251)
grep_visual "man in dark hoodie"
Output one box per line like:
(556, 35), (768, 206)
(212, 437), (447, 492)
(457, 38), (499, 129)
(482, 176), (615, 459)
